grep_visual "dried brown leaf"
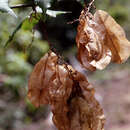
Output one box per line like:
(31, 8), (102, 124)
(28, 51), (105, 130)
(94, 10), (130, 63)
(76, 9), (130, 70)
(28, 52), (57, 107)
(68, 68), (105, 130)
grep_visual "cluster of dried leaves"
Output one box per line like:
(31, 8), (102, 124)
(76, 10), (130, 71)
(28, 7), (130, 130)
(28, 51), (105, 130)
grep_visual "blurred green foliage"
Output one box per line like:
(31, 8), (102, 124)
(96, 0), (130, 27)
(0, 0), (130, 130)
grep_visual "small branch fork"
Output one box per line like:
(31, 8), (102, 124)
(85, 0), (95, 13)
(67, 0), (96, 24)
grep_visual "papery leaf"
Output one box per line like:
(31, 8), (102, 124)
(0, 0), (17, 18)
(66, 66), (105, 130)
(94, 10), (130, 63)
(76, 11), (110, 71)
(28, 51), (105, 130)
(28, 51), (73, 107)
(76, 9), (130, 71)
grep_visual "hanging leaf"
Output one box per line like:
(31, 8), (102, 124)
(28, 51), (73, 107)
(94, 10), (130, 63)
(28, 51), (105, 130)
(0, 0), (17, 18)
(76, 9), (130, 71)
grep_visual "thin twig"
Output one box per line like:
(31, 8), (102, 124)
(86, 0), (95, 12)
(10, 4), (34, 9)
(67, 19), (79, 24)
(67, 0), (95, 24)
(40, 21), (53, 48)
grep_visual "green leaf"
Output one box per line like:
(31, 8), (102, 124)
(21, 15), (40, 30)
(5, 13), (40, 47)
(0, 0), (17, 18)
(5, 20), (24, 47)
(46, 9), (71, 17)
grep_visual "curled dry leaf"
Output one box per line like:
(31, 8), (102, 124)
(76, 9), (130, 70)
(28, 51), (105, 130)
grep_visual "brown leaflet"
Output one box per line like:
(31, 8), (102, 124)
(28, 53), (49, 107)
(28, 51), (58, 107)
(28, 51), (105, 130)
(50, 64), (73, 130)
(39, 52), (58, 104)
(78, 44), (96, 71)
(94, 10), (130, 63)
(90, 46), (111, 70)
(76, 10), (111, 71)
(76, 9), (130, 71)
(28, 51), (73, 130)
(68, 68), (105, 130)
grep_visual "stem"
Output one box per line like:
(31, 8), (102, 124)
(88, 0), (95, 12)
(10, 4), (34, 9)
(87, 0), (95, 12)
(40, 21), (53, 48)
(67, 19), (79, 24)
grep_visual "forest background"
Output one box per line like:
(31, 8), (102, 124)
(0, 0), (130, 130)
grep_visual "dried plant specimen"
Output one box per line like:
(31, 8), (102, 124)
(67, 67), (105, 130)
(76, 9), (130, 70)
(28, 51), (105, 130)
